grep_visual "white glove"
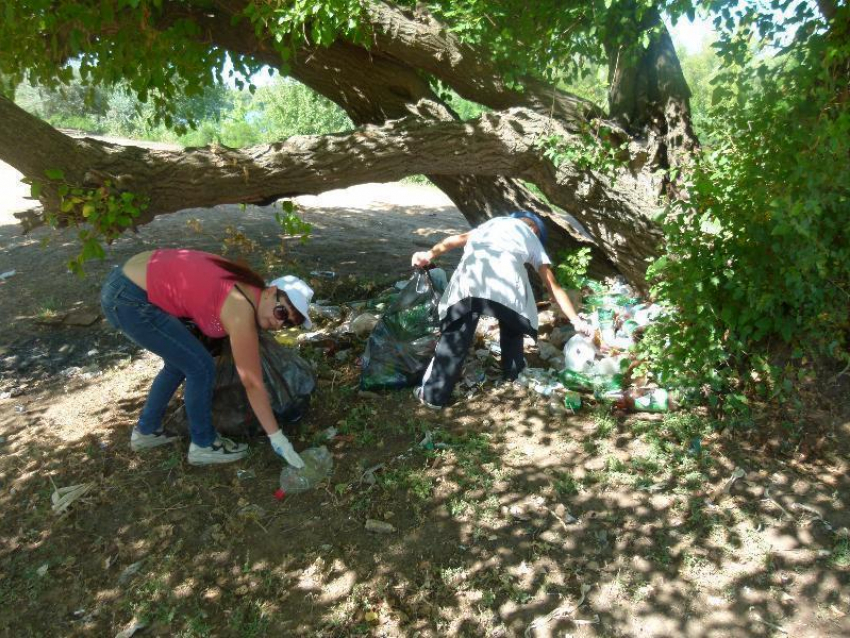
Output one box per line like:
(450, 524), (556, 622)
(572, 319), (594, 337)
(411, 250), (433, 267)
(269, 430), (305, 469)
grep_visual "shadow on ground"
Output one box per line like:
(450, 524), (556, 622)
(0, 189), (848, 637)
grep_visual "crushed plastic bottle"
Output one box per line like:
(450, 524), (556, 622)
(279, 446), (333, 495)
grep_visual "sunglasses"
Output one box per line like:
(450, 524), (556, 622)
(274, 290), (302, 326)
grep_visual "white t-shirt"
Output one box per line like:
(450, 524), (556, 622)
(438, 217), (551, 328)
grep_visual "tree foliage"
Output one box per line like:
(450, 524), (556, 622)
(14, 73), (352, 147)
(642, 1), (850, 418)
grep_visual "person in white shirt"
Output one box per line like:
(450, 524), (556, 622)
(411, 211), (591, 408)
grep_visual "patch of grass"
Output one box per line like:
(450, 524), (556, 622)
(584, 469), (608, 486)
(378, 467), (433, 501)
(682, 497), (720, 536)
(440, 565), (468, 589)
(124, 570), (179, 626)
(174, 619), (211, 638)
(614, 412), (716, 494)
(649, 534), (674, 567)
(634, 412), (713, 462)
(833, 538), (850, 568)
(593, 409), (617, 439)
(228, 601), (270, 637)
(682, 551), (709, 572)
(337, 404), (379, 446)
(468, 567), (533, 607)
(582, 438), (599, 455)
(605, 455), (627, 473)
(159, 445), (183, 471)
(552, 471), (581, 497)
(34, 296), (61, 320)
(174, 613), (212, 638)
(448, 497), (472, 518)
(323, 582), (375, 633)
(348, 490), (372, 515)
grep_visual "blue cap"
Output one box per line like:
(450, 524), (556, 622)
(509, 211), (547, 246)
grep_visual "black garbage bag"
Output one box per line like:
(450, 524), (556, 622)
(174, 332), (316, 438)
(360, 268), (441, 390)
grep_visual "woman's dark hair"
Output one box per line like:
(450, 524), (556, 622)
(209, 257), (266, 290)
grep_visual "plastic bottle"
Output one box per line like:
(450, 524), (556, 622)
(630, 388), (672, 412)
(599, 388), (673, 412)
(279, 446), (333, 494)
(557, 368), (595, 391)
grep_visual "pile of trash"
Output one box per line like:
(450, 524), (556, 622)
(303, 269), (674, 414)
(513, 278), (673, 414)
(286, 268), (448, 391)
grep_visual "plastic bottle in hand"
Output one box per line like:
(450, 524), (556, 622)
(278, 446), (334, 495)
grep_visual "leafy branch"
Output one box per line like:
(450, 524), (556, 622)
(24, 168), (147, 275)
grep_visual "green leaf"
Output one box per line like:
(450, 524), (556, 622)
(44, 168), (65, 181)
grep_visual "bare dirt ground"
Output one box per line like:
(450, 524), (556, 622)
(0, 157), (848, 638)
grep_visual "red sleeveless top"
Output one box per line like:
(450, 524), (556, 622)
(146, 249), (250, 338)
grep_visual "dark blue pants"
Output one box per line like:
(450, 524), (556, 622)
(100, 268), (217, 447)
(422, 298), (533, 406)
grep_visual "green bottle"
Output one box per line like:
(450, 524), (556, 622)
(563, 391), (582, 412)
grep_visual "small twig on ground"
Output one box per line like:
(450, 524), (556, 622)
(545, 506), (576, 532)
(749, 607), (788, 634)
(150, 503), (192, 519)
(525, 583), (591, 637)
(762, 487), (795, 520)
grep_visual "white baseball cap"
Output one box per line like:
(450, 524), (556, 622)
(269, 275), (314, 329)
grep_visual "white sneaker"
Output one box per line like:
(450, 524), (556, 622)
(130, 428), (180, 452)
(187, 436), (249, 466)
(413, 386), (442, 410)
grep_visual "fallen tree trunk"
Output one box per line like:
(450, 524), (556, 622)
(180, 6), (618, 277)
(0, 96), (660, 286)
(2, 0), (701, 291)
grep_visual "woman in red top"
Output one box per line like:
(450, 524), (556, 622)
(100, 249), (309, 467)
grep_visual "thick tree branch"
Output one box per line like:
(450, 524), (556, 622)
(179, 3), (616, 274)
(0, 95), (657, 285)
(7, 0), (683, 286)
(362, 0), (603, 126)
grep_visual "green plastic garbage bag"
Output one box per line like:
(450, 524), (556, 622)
(360, 268), (441, 390)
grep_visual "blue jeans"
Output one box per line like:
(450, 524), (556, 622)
(100, 267), (217, 447)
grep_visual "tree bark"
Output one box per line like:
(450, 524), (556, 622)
(362, 1), (603, 127)
(816, 0), (838, 21)
(0, 95), (659, 286)
(76, 2), (621, 279)
(605, 6), (698, 197)
(3, 0), (704, 289)
(180, 4), (620, 277)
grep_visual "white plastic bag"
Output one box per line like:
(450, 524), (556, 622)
(563, 335), (597, 373)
